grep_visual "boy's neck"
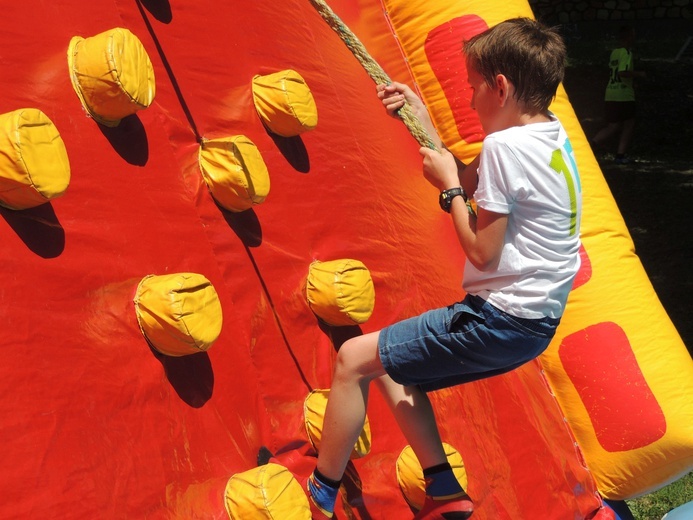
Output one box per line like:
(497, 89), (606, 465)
(519, 111), (552, 125)
(493, 109), (551, 133)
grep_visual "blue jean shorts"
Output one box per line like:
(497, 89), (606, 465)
(378, 294), (560, 392)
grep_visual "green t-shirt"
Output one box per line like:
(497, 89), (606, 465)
(604, 47), (635, 102)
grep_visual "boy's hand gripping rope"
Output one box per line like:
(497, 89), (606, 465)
(308, 0), (439, 151)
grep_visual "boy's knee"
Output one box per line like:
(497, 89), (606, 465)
(333, 335), (381, 381)
(334, 338), (361, 373)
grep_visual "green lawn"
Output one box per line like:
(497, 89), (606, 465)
(626, 472), (693, 519)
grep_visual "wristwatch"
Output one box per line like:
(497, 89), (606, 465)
(439, 187), (467, 213)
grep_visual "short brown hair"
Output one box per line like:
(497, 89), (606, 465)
(464, 18), (566, 114)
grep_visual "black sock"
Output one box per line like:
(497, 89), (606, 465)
(314, 468), (342, 489)
(423, 462), (464, 498)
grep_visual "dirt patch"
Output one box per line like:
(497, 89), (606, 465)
(562, 32), (692, 356)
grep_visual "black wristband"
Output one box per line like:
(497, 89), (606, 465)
(439, 187), (467, 213)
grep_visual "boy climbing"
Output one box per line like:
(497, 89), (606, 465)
(303, 17), (582, 519)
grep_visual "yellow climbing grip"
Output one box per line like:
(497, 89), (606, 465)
(252, 69), (318, 137)
(304, 389), (371, 459)
(0, 108), (70, 210)
(306, 259), (375, 326)
(225, 463), (311, 519)
(133, 273), (223, 357)
(67, 27), (156, 127)
(396, 443), (468, 511)
(198, 135), (270, 212)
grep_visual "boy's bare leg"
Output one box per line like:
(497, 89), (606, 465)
(593, 122), (620, 146)
(316, 331), (447, 480)
(316, 331), (385, 480)
(374, 375), (448, 469)
(617, 117), (636, 155)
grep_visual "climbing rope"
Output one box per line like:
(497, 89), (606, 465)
(308, 0), (438, 150)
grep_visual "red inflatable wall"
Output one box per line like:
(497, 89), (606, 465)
(0, 1), (613, 518)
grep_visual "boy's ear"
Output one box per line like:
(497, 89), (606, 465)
(495, 74), (510, 106)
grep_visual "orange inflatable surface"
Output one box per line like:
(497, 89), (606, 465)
(3, 0), (688, 518)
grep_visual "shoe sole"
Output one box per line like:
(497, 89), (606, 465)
(441, 513), (472, 519)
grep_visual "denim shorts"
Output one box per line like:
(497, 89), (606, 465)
(378, 294), (560, 392)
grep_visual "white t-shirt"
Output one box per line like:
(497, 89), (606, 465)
(463, 116), (582, 319)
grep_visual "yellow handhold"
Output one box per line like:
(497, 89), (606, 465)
(304, 389), (371, 459)
(396, 443), (468, 511)
(224, 463), (311, 520)
(133, 273), (223, 357)
(252, 69), (318, 137)
(306, 259), (375, 326)
(0, 108), (70, 210)
(198, 136), (270, 212)
(67, 27), (156, 127)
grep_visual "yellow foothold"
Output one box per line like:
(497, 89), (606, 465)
(396, 443), (468, 511)
(0, 108), (70, 210)
(133, 273), (223, 357)
(67, 27), (156, 127)
(252, 69), (318, 137)
(224, 463), (311, 519)
(304, 389), (371, 459)
(198, 135), (270, 212)
(306, 259), (375, 326)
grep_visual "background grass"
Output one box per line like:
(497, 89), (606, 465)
(627, 472), (693, 519)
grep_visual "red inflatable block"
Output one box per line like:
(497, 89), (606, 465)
(424, 15), (489, 145)
(559, 322), (666, 452)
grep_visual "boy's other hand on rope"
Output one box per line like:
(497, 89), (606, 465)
(376, 82), (442, 150)
(420, 147), (459, 191)
(377, 82), (426, 121)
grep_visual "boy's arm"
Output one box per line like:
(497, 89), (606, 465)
(377, 82), (480, 195)
(420, 147), (506, 271)
(454, 154), (480, 198)
(618, 70), (646, 79)
(377, 82), (442, 148)
(617, 50), (646, 79)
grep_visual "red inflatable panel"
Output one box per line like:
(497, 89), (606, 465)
(424, 15), (487, 145)
(560, 323), (667, 452)
(0, 1), (609, 518)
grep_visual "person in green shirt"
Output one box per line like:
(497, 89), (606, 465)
(591, 26), (646, 164)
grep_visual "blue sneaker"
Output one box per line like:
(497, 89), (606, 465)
(299, 474), (336, 519)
